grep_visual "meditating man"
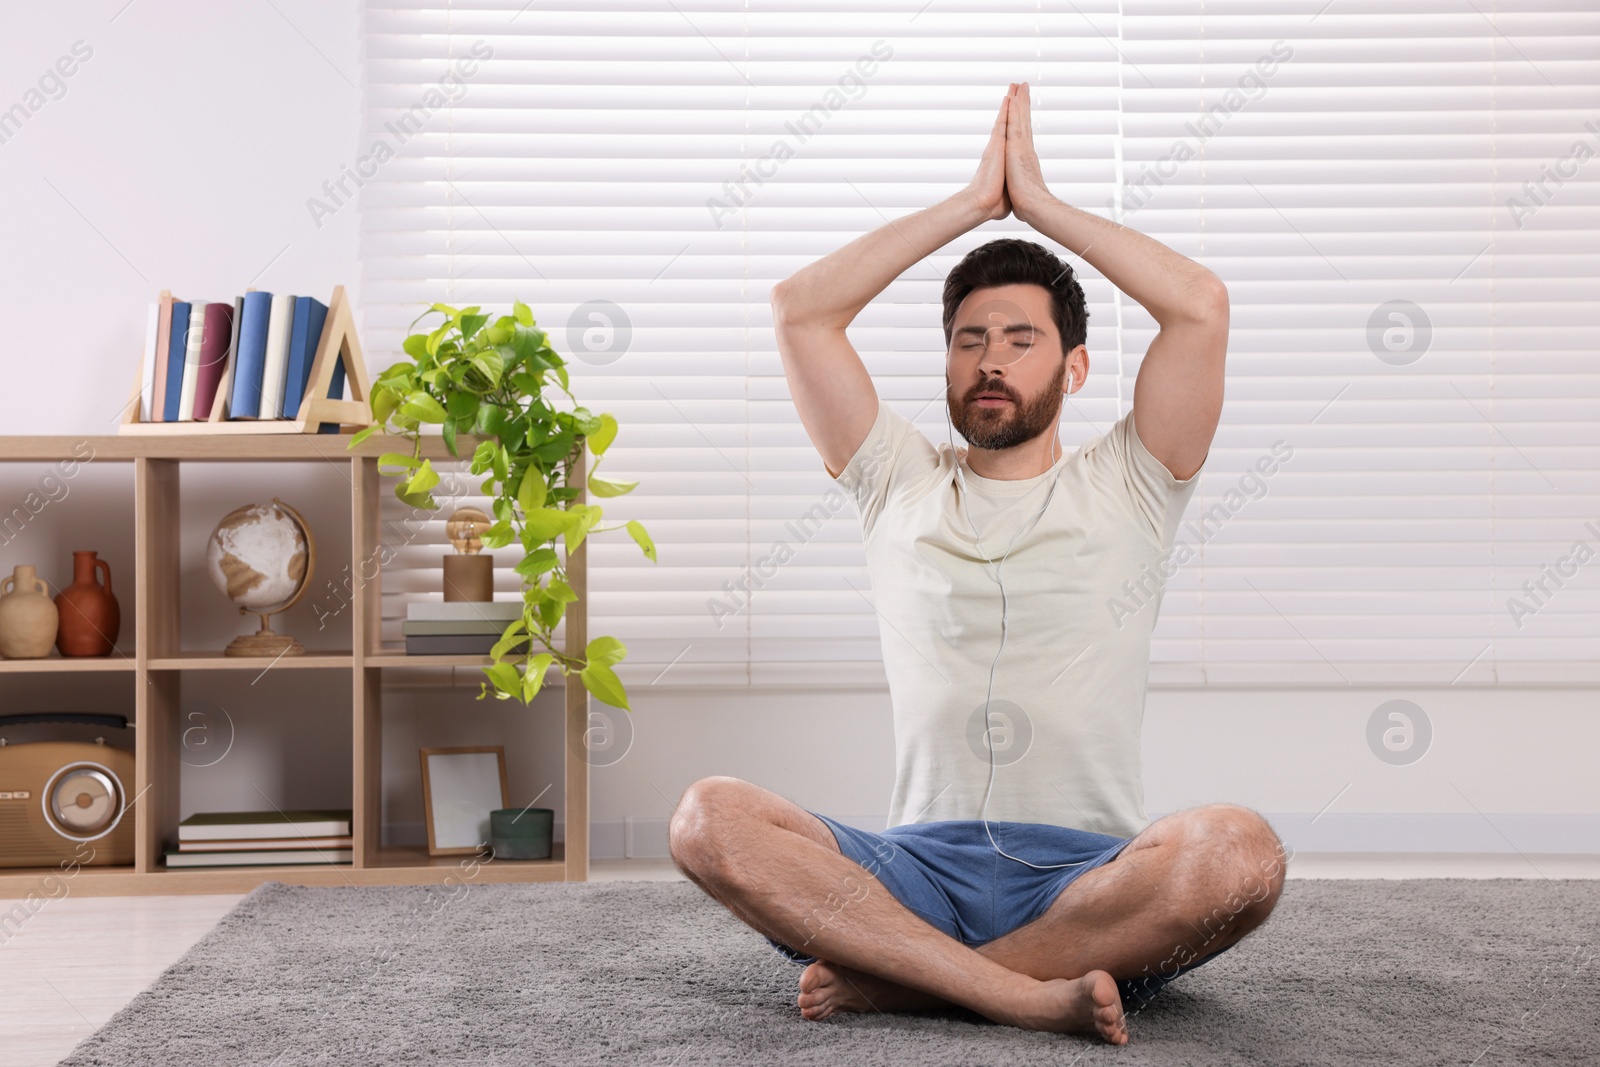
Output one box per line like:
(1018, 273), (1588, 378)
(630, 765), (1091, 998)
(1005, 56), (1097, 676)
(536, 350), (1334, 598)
(668, 82), (1286, 1045)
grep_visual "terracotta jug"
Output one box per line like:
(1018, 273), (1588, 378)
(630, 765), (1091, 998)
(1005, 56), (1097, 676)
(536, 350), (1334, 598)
(55, 551), (121, 657)
(0, 564), (59, 658)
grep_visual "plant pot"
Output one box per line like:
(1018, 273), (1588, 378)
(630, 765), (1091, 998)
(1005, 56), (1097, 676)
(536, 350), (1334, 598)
(0, 564), (59, 658)
(490, 807), (553, 860)
(55, 550), (121, 657)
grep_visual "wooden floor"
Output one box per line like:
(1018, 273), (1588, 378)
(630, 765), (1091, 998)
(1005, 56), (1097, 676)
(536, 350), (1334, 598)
(4, 855), (1596, 1067)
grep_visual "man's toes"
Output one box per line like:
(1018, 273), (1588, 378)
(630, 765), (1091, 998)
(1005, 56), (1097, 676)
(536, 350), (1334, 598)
(797, 960), (833, 995)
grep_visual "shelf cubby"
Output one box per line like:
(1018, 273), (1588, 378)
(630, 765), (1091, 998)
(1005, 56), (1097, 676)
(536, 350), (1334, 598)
(0, 433), (591, 897)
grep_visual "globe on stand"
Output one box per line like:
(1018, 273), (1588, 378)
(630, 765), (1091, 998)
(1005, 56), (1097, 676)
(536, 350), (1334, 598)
(206, 498), (316, 657)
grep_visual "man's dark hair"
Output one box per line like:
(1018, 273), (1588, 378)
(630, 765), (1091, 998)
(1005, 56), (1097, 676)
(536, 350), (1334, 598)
(941, 237), (1088, 354)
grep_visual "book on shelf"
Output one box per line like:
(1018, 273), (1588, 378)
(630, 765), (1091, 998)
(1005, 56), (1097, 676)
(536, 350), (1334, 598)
(176, 299), (208, 421)
(176, 835), (353, 853)
(123, 283), (370, 435)
(178, 808), (353, 842)
(259, 292), (296, 418)
(192, 300), (235, 419)
(231, 289), (273, 419)
(406, 600), (523, 622)
(151, 292), (174, 421)
(402, 618), (519, 636)
(222, 294), (245, 415)
(164, 848), (353, 868)
(283, 295), (329, 419)
(138, 303), (159, 421)
(405, 633), (508, 655)
(160, 301), (191, 421)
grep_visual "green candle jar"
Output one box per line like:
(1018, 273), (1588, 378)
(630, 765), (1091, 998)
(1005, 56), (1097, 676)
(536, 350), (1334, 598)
(490, 807), (553, 860)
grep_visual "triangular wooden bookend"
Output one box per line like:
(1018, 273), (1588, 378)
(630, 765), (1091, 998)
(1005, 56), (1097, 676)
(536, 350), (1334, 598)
(291, 284), (373, 433)
(120, 284), (373, 436)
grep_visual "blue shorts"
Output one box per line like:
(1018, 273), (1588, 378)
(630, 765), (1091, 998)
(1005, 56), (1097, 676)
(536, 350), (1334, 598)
(767, 812), (1231, 1006)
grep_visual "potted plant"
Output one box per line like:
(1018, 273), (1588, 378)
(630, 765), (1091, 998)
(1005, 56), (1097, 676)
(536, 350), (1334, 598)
(349, 300), (655, 711)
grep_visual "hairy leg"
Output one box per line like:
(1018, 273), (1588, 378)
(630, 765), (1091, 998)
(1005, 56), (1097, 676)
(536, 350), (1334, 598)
(803, 803), (1288, 1016)
(669, 776), (1128, 1042)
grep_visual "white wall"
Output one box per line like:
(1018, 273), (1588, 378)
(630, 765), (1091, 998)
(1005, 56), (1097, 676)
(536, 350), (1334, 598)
(2, 4), (1593, 861)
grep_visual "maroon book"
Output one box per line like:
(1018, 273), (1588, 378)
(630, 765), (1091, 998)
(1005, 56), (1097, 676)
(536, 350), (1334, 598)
(192, 301), (236, 419)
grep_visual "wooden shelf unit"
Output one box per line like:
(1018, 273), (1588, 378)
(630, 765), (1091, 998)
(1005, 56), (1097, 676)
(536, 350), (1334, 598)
(0, 433), (589, 897)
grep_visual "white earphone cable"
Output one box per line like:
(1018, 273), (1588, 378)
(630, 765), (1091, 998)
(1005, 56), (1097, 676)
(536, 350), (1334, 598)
(945, 357), (1089, 870)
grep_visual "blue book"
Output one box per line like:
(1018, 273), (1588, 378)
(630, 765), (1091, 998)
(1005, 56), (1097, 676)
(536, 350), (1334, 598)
(230, 291), (273, 418)
(282, 296), (328, 420)
(161, 302), (191, 422)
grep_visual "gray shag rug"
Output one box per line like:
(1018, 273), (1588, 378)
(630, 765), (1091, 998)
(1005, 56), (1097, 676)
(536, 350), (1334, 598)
(58, 878), (1598, 1066)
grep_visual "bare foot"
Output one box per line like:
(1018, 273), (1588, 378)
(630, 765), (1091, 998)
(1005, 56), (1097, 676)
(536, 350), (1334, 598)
(797, 961), (1128, 1044)
(796, 959), (950, 1020)
(1014, 971), (1128, 1045)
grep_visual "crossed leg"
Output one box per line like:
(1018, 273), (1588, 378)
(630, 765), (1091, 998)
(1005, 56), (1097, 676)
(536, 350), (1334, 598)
(667, 775), (1287, 1045)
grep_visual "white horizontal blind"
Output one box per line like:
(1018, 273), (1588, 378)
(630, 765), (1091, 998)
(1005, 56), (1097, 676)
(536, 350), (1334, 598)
(360, 0), (1600, 687)
(1117, 0), (1600, 685)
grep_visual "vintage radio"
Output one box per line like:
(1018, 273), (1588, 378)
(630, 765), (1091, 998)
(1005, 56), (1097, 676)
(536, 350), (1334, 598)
(0, 712), (135, 868)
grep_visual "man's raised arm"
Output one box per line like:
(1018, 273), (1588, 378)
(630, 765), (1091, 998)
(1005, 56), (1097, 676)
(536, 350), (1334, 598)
(772, 90), (1015, 479)
(1006, 83), (1228, 483)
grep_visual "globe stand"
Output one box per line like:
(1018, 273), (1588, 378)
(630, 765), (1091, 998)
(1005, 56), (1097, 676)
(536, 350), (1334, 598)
(224, 613), (306, 658)
(212, 497), (317, 658)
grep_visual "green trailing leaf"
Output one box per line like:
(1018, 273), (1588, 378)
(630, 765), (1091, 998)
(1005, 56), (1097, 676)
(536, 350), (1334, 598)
(460, 313), (489, 339)
(484, 660), (520, 700)
(481, 518), (515, 549)
(522, 506), (575, 546)
(546, 577), (579, 604)
(588, 412), (618, 456)
(430, 302), (462, 319)
(514, 299), (534, 326)
(404, 459), (440, 496)
(490, 620), (531, 660)
(470, 350), (505, 388)
(378, 452), (421, 474)
(562, 504), (601, 556)
(348, 423), (380, 449)
(537, 592), (564, 630)
(522, 652), (555, 702)
(516, 464), (546, 515)
(372, 386), (402, 426)
(588, 473), (638, 498)
(579, 661), (630, 712)
(397, 486), (436, 510)
(626, 519), (657, 562)
(400, 393), (447, 423)
(585, 635), (627, 667)
(402, 334), (430, 360)
(513, 548), (559, 579)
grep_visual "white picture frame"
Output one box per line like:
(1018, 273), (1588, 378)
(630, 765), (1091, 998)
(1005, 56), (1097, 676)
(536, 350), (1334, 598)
(419, 746), (509, 856)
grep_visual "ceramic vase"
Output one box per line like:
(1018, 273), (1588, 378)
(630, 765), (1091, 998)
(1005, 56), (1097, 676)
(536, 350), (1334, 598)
(55, 550), (121, 657)
(0, 564), (59, 658)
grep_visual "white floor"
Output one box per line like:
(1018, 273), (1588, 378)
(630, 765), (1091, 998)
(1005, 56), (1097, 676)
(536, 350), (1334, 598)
(3, 855), (1596, 1067)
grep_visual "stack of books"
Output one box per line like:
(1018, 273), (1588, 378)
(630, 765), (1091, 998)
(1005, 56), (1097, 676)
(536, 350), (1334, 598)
(134, 289), (345, 430)
(163, 808), (354, 868)
(404, 600), (525, 654)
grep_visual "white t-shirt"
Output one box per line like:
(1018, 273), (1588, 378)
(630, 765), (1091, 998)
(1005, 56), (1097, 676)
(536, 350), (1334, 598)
(831, 397), (1203, 839)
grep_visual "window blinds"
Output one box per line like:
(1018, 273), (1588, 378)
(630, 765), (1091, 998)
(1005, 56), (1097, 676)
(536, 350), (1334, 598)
(360, 0), (1600, 689)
